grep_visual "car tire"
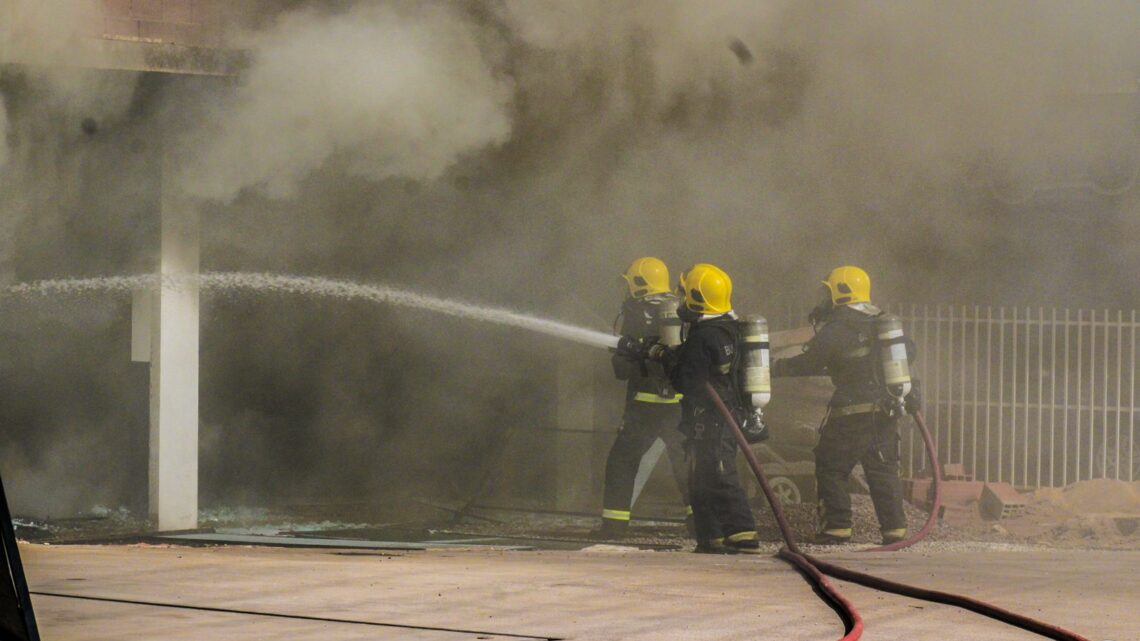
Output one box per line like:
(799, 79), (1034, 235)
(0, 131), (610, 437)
(768, 476), (803, 505)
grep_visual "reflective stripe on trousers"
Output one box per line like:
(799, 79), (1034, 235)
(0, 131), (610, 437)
(633, 392), (682, 404)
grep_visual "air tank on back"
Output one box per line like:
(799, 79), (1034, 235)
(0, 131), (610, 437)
(877, 314), (912, 404)
(739, 316), (771, 409)
(656, 305), (682, 348)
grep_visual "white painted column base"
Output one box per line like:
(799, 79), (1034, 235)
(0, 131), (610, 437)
(147, 143), (199, 532)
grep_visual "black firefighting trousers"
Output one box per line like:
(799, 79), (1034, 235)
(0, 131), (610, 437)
(814, 410), (907, 533)
(602, 401), (689, 517)
(688, 427), (756, 543)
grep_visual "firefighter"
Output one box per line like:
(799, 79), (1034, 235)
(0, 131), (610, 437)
(593, 257), (691, 540)
(771, 266), (919, 545)
(663, 263), (761, 554)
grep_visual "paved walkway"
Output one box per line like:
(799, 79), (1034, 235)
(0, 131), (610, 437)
(20, 543), (1137, 640)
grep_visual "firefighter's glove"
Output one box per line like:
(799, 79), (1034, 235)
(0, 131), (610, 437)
(616, 335), (646, 358)
(741, 411), (770, 444)
(904, 385), (922, 416)
(646, 343), (678, 371)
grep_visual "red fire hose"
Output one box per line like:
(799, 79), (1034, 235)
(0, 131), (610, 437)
(703, 382), (1091, 641)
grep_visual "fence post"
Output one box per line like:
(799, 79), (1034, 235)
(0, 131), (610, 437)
(1037, 306), (1044, 488)
(1064, 308), (1071, 486)
(986, 306), (994, 483)
(1050, 307), (1057, 487)
(972, 305), (980, 481)
(1076, 309), (1083, 482)
(1132, 309), (1136, 483)
(959, 305), (968, 469)
(1116, 310), (1123, 480)
(998, 307), (1006, 484)
(1023, 306), (1030, 487)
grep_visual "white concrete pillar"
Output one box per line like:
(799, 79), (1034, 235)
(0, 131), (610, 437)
(147, 145), (199, 531)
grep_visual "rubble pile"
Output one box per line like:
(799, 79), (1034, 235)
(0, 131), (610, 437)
(934, 478), (1140, 549)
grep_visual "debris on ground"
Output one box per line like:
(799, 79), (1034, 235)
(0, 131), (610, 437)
(11, 478), (1140, 551)
(912, 478), (1140, 550)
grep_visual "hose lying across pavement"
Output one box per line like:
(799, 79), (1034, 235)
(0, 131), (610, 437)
(703, 382), (1091, 641)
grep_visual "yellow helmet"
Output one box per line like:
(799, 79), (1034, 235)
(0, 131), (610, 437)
(622, 257), (671, 298)
(678, 263), (733, 315)
(822, 265), (871, 306)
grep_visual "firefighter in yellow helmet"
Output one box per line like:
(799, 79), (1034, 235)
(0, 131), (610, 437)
(659, 263), (762, 553)
(593, 257), (691, 540)
(772, 266), (920, 545)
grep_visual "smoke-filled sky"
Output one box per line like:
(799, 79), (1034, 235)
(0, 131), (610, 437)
(183, 0), (1140, 310)
(5, 0), (1140, 304)
(3, 0), (1140, 515)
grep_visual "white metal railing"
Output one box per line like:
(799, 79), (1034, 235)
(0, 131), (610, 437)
(772, 305), (1139, 488)
(885, 305), (1138, 488)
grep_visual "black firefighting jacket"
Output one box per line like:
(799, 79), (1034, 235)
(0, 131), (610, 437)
(772, 305), (915, 410)
(612, 294), (681, 403)
(668, 314), (744, 431)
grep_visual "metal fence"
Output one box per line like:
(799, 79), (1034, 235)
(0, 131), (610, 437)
(885, 305), (1139, 488)
(773, 305), (1140, 488)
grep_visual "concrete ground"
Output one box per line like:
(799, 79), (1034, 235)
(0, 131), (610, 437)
(21, 542), (1136, 640)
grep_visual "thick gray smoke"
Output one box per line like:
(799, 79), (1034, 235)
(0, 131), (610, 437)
(0, 0), (143, 256)
(174, 0), (1140, 308)
(0, 1), (87, 62)
(754, 1), (1140, 297)
(3, 0), (1140, 517)
(0, 1), (68, 173)
(182, 3), (514, 201)
(475, 0), (1140, 307)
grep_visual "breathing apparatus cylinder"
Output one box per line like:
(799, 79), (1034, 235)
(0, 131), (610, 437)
(656, 306), (682, 348)
(877, 314), (912, 407)
(739, 316), (771, 410)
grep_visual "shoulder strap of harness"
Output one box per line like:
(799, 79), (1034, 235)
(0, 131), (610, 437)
(707, 321), (749, 410)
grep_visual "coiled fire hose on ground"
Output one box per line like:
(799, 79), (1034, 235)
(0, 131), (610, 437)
(703, 382), (1092, 641)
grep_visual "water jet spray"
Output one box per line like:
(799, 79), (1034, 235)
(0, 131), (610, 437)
(5, 272), (621, 351)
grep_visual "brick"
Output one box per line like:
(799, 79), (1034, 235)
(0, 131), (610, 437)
(980, 482), (1027, 521)
(939, 503), (983, 527)
(905, 478), (987, 512)
(939, 480), (986, 506)
(904, 478), (933, 508)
